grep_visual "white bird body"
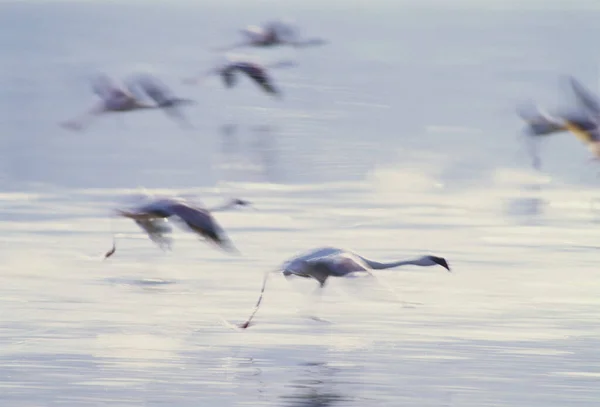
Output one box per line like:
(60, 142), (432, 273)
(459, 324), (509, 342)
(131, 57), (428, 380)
(236, 246), (450, 329)
(282, 247), (451, 286)
(62, 73), (195, 131)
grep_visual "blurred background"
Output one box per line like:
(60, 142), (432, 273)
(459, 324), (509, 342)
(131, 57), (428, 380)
(1, 0), (600, 406)
(4, 0), (600, 190)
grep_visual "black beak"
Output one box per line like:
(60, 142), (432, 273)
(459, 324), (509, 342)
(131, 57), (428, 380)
(235, 199), (256, 211)
(433, 256), (451, 272)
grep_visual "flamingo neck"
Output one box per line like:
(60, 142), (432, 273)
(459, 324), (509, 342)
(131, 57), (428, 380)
(362, 258), (424, 270)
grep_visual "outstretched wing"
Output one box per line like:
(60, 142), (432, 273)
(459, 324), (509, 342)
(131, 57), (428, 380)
(568, 76), (600, 117)
(90, 74), (121, 101)
(222, 69), (237, 88)
(126, 73), (194, 108)
(126, 73), (195, 127)
(562, 120), (600, 144)
(308, 254), (367, 277)
(518, 103), (600, 147)
(517, 103), (567, 136)
(240, 65), (280, 96)
(125, 73), (176, 106)
(169, 203), (238, 252)
(266, 20), (297, 42)
(134, 218), (173, 250)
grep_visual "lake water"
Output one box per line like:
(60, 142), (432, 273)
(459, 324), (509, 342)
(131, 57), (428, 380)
(1, 0), (600, 405)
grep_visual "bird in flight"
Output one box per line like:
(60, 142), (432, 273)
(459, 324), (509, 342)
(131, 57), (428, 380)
(518, 75), (600, 169)
(104, 196), (251, 259)
(235, 246), (451, 329)
(183, 55), (296, 98)
(62, 72), (195, 131)
(215, 20), (327, 51)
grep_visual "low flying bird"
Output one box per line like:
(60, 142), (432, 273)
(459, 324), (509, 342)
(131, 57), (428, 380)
(62, 73), (195, 131)
(104, 196), (251, 258)
(518, 75), (600, 169)
(183, 56), (296, 98)
(215, 20), (327, 51)
(236, 247), (451, 329)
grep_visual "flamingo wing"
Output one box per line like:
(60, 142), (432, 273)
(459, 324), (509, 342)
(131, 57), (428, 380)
(266, 20), (297, 42)
(240, 65), (279, 95)
(222, 68), (237, 88)
(90, 74), (121, 101)
(125, 73), (177, 106)
(134, 218), (173, 249)
(517, 104), (569, 136)
(308, 254), (367, 277)
(568, 76), (600, 117)
(168, 203), (237, 252)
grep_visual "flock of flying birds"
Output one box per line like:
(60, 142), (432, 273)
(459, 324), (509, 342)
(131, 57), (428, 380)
(60, 21), (317, 131)
(59, 20), (452, 329)
(59, 20), (598, 330)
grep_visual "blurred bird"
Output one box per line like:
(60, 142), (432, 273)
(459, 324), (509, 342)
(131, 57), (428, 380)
(183, 56), (295, 98)
(518, 76), (600, 169)
(62, 72), (195, 131)
(215, 20), (327, 51)
(104, 196), (251, 258)
(236, 247), (451, 329)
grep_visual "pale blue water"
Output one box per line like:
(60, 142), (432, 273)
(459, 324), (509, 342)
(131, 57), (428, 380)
(1, 1), (600, 406)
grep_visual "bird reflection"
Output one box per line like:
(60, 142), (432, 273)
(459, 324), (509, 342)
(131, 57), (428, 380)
(218, 123), (282, 183)
(280, 362), (348, 407)
(503, 183), (546, 224)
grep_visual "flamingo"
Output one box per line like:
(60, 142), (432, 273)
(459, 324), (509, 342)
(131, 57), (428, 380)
(518, 75), (600, 169)
(215, 20), (327, 51)
(62, 73), (195, 131)
(183, 56), (295, 98)
(236, 247), (451, 329)
(104, 196), (251, 258)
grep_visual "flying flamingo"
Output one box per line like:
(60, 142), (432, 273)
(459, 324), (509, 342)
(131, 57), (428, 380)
(104, 196), (251, 258)
(62, 73), (196, 131)
(235, 246), (451, 329)
(215, 20), (327, 51)
(518, 75), (600, 169)
(183, 56), (296, 98)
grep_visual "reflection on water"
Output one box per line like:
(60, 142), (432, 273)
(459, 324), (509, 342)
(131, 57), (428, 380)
(103, 277), (177, 287)
(221, 355), (268, 402)
(588, 197), (600, 224)
(503, 182), (546, 225)
(217, 123), (282, 183)
(281, 362), (350, 407)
